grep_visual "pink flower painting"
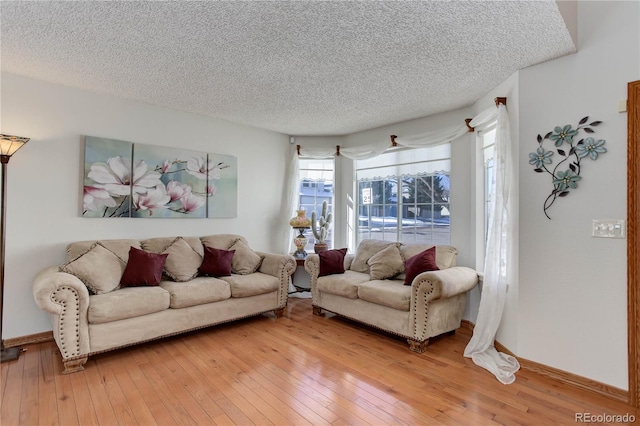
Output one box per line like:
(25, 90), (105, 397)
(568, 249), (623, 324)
(82, 136), (236, 218)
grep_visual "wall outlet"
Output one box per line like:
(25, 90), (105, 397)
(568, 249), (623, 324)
(592, 219), (626, 238)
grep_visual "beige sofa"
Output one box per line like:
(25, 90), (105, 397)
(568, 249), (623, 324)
(305, 239), (478, 352)
(32, 234), (295, 373)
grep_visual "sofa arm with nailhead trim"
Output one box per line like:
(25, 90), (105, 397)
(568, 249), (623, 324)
(306, 242), (479, 353)
(32, 266), (91, 364)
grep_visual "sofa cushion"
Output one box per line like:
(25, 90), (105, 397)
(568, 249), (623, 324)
(367, 244), (404, 280)
(319, 248), (348, 276)
(435, 246), (458, 269)
(201, 234), (247, 250)
(317, 270), (370, 299)
(60, 242), (126, 295)
(404, 247), (439, 285)
(160, 277), (231, 308)
(400, 244), (457, 270)
(357, 280), (411, 311)
(141, 236), (204, 281)
(229, 240), (264, 275)
(120, 246), (168, 287)
(350, 240), (400, 273)
(88, 286), (170, 324)
(220, 272), (279, 298)
(66, 239), (141, 263)
(198, 246), (234, 277)
(159, 237), (203, 282)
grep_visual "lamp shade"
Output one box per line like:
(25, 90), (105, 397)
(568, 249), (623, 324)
(0, 134), (30, 158)
(289, 209), (311, 228)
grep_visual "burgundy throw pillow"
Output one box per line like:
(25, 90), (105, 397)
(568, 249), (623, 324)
(120, 246), (168, 287)
(198, 246), (235, 277)
(318, 248), (348, 277)
(404, 246), (439, 285)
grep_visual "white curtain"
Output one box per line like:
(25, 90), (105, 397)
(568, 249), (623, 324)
(284, 124), (469, 245)
(394, 123), (469, 149)
(339, 123), (468, 160)
(464, 104), (520, 384)
(284, 126), (468, 249)
(340, 140), (390, 160)
(283, 144), (340, 255)
(282, 144), (300, 255)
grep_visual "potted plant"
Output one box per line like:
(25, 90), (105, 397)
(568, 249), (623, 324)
(311, 201), (332, 252)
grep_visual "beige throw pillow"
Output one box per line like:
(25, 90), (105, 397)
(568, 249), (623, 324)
(351, 240), (400, 273)
(160, 237), (203, 282)
(229, 240), (264, 275)
(400, 244), (458, 270)
(367, 244), (405, 280)
(59, 242), (126, 294)
(201, 234), (247, 250)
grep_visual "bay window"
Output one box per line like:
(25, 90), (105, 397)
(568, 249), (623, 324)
(356, 144), (451, 245)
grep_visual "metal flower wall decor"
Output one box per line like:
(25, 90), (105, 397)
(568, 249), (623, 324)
(529, 116), (606, 219)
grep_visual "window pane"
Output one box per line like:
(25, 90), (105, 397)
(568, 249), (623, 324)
(434, 174), (450, 203)
(371, 180), (384, 204)
(386, 179), (398, 205)
(355, 145), (451, 247)
(298, 158), (334, 253)
(402, 177), (415, 203)
(434, 203), (451, 245)
(477, 123), (497, 271)
(415, 175), (433, 204)
(482, 128), (497, 149)
(482, 126), (497, 245)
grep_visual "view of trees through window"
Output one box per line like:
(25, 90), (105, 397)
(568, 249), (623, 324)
(358, 173), (450, 245)
(356, 144), (451, 246)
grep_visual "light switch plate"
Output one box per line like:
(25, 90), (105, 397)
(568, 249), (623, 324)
(618, 99), (627, 113)
(592, 219), (626, 238)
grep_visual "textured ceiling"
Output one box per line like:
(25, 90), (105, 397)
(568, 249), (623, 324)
(1, 1), (575, 136)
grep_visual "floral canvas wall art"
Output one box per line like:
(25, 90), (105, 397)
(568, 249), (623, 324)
(207, 153), (237, 218)
(131, 144), (208, 218)
(82, 136), (238, 218)
(83, 136), (134, 218)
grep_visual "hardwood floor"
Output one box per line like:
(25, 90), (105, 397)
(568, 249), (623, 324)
(1, 297), (637, 425)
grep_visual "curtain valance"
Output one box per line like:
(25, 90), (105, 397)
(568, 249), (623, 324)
(296, 123), (469, 161)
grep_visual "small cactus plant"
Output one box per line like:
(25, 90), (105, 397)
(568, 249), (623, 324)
(311, 201), (332, 243)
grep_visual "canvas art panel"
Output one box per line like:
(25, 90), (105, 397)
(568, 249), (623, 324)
(82, 136), (237, 218)
(207, 153), (237, 218)
(131, 144), (208, 218)
(82, 136), (134, 218)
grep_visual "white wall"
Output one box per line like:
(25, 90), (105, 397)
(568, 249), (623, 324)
(1, 73), (291, 339)
(516, 1), (637, 389)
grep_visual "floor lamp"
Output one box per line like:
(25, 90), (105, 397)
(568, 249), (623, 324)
(0, 134), (29, 362)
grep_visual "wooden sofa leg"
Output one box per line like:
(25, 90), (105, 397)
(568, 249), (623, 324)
(274, 307), (285, 318)
(408, 339), (429, 353)
(62, 357), (88, 374)
(312, 306), (323, 316)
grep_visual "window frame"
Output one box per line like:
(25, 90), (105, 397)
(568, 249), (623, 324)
(355, 144), (451, 246)
(476, 121), (497, 271)
(298, 157), (335, 251)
